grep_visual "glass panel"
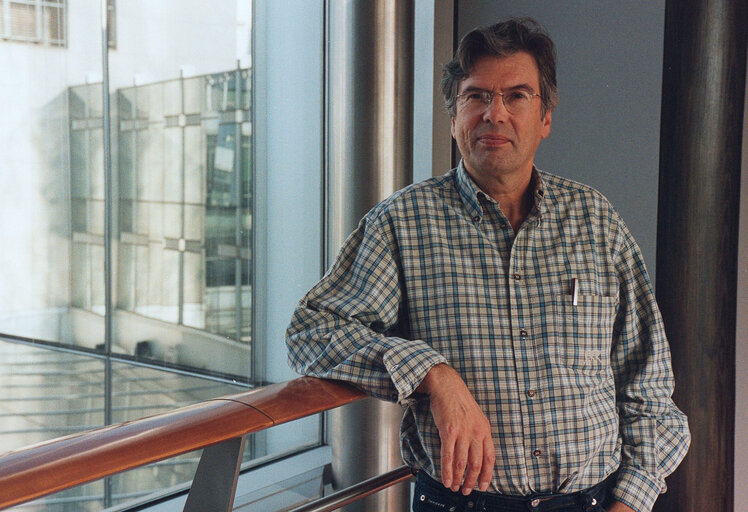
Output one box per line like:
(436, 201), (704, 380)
(118, 242), (134, 310)
(184, 125), (203, 204)
(159, 249), (180, 323)
(90, 244), (106, 316)
(118, 88), (134, 121)
(0, 1), (327, 508)
(0, 340), (252, 510)
(89, 199), (105, 236)
(162, 203), (182, 239)
(143, 126), (163, 202)
(88, 128), (105, 199)
(71, 243), (89, 309)
(183, 76), (203, 115)
(162, 127), (183, 203)
(182, 251), (204, 328)
(70, 130), (89, 196)
(162, 79), (182, 116)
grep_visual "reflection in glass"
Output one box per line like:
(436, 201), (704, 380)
(113, 68), (253, 371)
(1, 1), (324, 509)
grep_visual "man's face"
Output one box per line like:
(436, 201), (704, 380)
(451, 52), (552, 183)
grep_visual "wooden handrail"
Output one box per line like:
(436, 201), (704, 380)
(0, 377), (367, 510)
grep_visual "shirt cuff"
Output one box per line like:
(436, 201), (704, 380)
(611, 465), (664, 512)
(381, 338), (447, 405)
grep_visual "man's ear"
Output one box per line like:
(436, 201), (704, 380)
(450, 116), (456, 139)
(540, 110), (552, 139)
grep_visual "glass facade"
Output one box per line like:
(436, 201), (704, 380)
(0, 0), (326, 509)
(112, 68), (253, 360)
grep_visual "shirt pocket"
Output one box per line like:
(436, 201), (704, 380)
(551, 294), (618, 380)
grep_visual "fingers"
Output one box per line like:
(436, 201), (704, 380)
(439, 425), (456, 489)
(451, 436), (469, 492)
(459, 438), (483, 494)
(477, 435), (495, 492)
(440, 424), (495, 495)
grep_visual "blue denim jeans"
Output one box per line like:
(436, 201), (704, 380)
(412, 472), (612, 512)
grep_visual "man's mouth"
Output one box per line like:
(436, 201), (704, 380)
(476, 133), (512, 146)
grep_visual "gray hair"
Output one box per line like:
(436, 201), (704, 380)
(442, 17), (559, 118)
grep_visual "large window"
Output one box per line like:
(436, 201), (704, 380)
(0, 0), (326, 509)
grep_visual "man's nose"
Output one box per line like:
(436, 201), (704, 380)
(482, 95), (510, 124)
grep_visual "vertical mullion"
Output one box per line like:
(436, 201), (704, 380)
(178, 71), (186, 326)
(100, 0), (113, 506)
(233, 63), (243, 344)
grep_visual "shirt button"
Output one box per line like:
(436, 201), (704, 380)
(530, 498), (541, 507)
(513, 273), (521, 280)
(533, 449), (542, 457)
(527, 389), (536, 398)
(473, 216), (480, 223)
(519, 329), (528, 337)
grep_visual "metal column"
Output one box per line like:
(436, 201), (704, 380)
(325, 1), (414, 511)
(654, 1), (746, 511)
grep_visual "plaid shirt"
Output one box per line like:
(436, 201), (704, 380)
(286, 163), (690, 512)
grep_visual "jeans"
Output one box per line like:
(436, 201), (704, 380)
(412, 472), (612, 512)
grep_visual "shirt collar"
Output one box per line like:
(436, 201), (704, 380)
(455, 161), (485, 222)
(455, 160), (548, 223)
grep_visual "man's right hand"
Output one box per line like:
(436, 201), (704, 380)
(416, 363), (495, 495)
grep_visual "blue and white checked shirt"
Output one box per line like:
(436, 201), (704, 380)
(286, 163), (690, 512)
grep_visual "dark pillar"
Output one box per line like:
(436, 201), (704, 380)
(654, 1), (746, 511)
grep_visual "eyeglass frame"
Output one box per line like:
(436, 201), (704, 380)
(454, 87), (543, 115)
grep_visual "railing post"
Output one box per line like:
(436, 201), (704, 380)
(183, 436), (246, 512)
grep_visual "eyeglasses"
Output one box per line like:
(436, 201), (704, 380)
(455, 89), (542, 115)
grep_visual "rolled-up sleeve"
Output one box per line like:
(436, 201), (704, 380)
(285, 213), (447, 403)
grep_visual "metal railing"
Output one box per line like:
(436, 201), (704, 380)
(0, 377), (412, 511)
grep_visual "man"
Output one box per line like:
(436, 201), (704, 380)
(286, 18), (690, 512)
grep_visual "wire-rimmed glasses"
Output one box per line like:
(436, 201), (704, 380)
(455, 88), (542, 115)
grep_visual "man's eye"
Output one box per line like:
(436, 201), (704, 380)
(467, 92), (485, 101)
(507, 91), (529, 101)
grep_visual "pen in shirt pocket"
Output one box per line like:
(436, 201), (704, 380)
(571, 277), (579, 306)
